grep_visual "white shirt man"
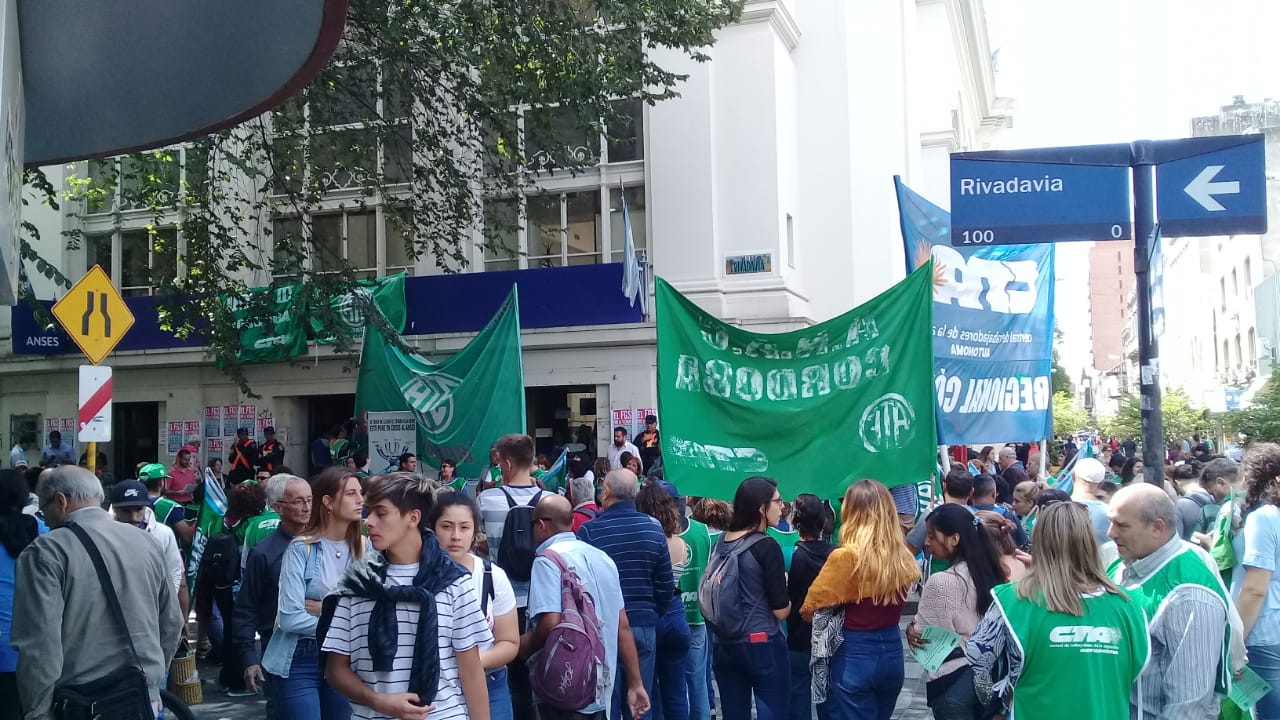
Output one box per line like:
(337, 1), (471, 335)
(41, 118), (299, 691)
(607, 427), (640, 469)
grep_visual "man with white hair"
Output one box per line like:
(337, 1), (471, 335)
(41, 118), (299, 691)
(997, 445), (1028, 487)
(234, 474), (312, 704)
(12, 465), (183, 719)
(1071, 457), (1113, 546)
(1107, 483), (1232, 720)
(568, 474), (599, 531)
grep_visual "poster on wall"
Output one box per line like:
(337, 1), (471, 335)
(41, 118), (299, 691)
(222, 404), (239, 437)
(207, 437), (224, 458)
(256, 417), (274, 443)
(183, 421), (200, 445)
(611, 409), (633, 436)
(634, 406), (656, 440)
(45, 417), (77, 459)
(204, 406), (221, 438)
(366, 411), (417, 475)
(166, 421), (184, 455)
(239, 404), (257, 430)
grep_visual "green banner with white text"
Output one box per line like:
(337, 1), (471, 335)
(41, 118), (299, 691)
(355, 288), (526, 477)
(655, 264), (936, 500)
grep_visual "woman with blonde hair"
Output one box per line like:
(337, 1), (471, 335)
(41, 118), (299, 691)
(801, 480), (920, 720)
(264, 466), (367, 720)
(966, 502), (1149, 720)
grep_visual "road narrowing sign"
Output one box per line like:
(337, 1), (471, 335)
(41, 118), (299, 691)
(51, 264), (134, 364)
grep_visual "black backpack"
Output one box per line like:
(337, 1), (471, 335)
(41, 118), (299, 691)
(201, 532), (241, 589)
(497, 488), (543, 582)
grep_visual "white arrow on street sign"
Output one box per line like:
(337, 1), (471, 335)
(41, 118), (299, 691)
(1184, 165), (1240, 212)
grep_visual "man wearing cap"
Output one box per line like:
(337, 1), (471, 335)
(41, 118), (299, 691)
(636, 414), (661, 474)
(228, 427), (259, 485)
(112, 479), (190, 622)
(1070, 457), (1114, 546)
(257, 427), (284, 476)
(39, 431), (74, 467)
(140, 463), (195, 546)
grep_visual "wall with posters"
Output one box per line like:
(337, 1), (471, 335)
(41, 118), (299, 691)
(0, 333), (658, 472)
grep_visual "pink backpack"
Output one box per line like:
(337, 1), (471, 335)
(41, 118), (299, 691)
(527, 548), (607, 711)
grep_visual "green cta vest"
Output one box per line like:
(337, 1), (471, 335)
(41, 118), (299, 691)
(1108, 543), (1232, 694)
(679, 518), (712, 625)
(993, 582), (1149, 720)
(154, 496), (183, 525)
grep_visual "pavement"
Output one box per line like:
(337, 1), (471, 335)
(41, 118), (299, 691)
(188, 619), (933, 720)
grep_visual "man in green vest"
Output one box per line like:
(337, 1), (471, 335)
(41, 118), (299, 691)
(1107, 482), (1231, 719)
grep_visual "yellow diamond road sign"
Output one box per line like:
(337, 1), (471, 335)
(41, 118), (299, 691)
(52, 265), (135, 364)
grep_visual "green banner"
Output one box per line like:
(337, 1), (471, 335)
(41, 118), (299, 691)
(312, 273), (408, 343)
(655, 263), (936, 500)
(356, 288), (526, 477)
(226, 274), (407, 364)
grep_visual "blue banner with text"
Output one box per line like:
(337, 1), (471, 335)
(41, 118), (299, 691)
(896, 177), (1055, 444)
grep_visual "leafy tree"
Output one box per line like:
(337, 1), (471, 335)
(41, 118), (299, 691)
(1052, 390), (1089, 438)
(1221, 380), (1280, 443)
(1097, 387), (1205, 447)
(23, 0), (743, 395)
(1051, 348), (1073, 396)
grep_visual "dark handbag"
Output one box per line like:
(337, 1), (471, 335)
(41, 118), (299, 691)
(51, 523), (156, 720)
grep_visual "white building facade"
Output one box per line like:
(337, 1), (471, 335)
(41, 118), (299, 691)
(0, 0), (1009, 475)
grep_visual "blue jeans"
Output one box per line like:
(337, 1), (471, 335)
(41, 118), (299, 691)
(712, 633), (790, 720)
(269, 639), (350, 720)
(828, 627), (904, 720)
(1249, 644), (1280, 720)
(650, 601), (690, 720)
(487, 667), (514, 720)
(928, 666), (980, 720)
(613, 623), (657, 720)
(788, 649), (830, 720)
(685, 625), (710, 720)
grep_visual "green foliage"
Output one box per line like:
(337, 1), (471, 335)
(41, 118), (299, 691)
(1052, 390), (1089, 438)
(1051, 349), (1073, 396)
(22, 0), (743, 395)
(1221, 379), (1280, 443)
(1097, 387), (1206, 446)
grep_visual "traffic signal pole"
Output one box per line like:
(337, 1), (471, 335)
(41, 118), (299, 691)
(1131, 141), (1164, 485)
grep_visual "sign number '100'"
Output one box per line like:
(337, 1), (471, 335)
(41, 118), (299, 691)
(956, 224), (1126, 245)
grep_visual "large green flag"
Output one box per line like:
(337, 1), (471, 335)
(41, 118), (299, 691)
(312, 273), (408, 343)
(356, 288), (526, 477)
(655, 263), (936, 500)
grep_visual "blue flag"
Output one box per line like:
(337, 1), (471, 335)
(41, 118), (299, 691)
(896, 177), (1056, 445)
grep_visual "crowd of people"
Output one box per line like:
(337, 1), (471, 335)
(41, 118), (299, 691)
(2, 424), (1280, 720)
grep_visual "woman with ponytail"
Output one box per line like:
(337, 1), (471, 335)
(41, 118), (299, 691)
(801, 480), (920, 720)
(977, 510), (1031, 581)
(907, 505), (1006, 719)
(0, 469), (41, 717)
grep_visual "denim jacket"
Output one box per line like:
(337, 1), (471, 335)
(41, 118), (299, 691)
(261, 538), (322, 676)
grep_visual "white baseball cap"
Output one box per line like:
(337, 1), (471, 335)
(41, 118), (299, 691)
(1073, 457), (1107, 485)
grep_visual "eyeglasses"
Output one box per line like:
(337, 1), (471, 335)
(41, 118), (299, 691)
(281, 497), (313, 509)
(770, 497), (784, 506)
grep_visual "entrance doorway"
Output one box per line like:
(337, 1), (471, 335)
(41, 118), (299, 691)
(525, 385), (598, 462)
(112, 402), (160, 480)
(307, 394), (355, 474)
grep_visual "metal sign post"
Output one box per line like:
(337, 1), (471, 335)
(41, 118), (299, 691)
(1131, 144), (1163, 486)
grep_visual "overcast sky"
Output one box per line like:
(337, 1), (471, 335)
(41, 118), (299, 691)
(983, 0), (1280, 378)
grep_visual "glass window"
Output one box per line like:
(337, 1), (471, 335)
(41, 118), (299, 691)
(526, 106), (598, 173)
(528, 194), (564, 267)
(272, 218), (305, 278)
(271, 137), (306, 196)
(606, 99), (644, 163)
(1249, 328), (1257, 366)
(120, 230), (149, 295)
(313, 214), (344, 272)
(482, 113), (520, 176)
(384, 209), (415, 274)
(85, 233), (113, 278)
(86, 159), (116, 214)
(184, 145), (210, 201)
(316, 61), (378, 127)
(609, 186), (647, 263)
(313, 129), (375, 191)
(565, 191), (601, 265)
(384, 125), (412, 184)
(484, 199), (520, 271)
(347, 211), (378, 271)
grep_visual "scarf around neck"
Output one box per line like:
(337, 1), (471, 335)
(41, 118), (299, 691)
(317, 530), (467, 704)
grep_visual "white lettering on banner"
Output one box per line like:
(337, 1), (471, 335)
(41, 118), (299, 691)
(25, 335), (59, 348)
(932, 245), (1039, 315)
(859, 394), (916, 453)
(398, 373), (462, 434)
(669, 436), (769, 472)
(958, 176), (1064, 195)
(697, 317), (881, 357)
(674, 347), (888, 403)
(935, 372), (1050, 414)
(1047, 625), (1122, 655)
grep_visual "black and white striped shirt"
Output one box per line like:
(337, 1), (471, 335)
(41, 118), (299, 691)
(321, 564), (493, 720)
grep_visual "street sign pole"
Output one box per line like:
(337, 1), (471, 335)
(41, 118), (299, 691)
(1132, 142), (1163, 487)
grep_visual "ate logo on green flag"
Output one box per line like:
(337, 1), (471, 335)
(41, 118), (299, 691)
(655, 263), (936, 500)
